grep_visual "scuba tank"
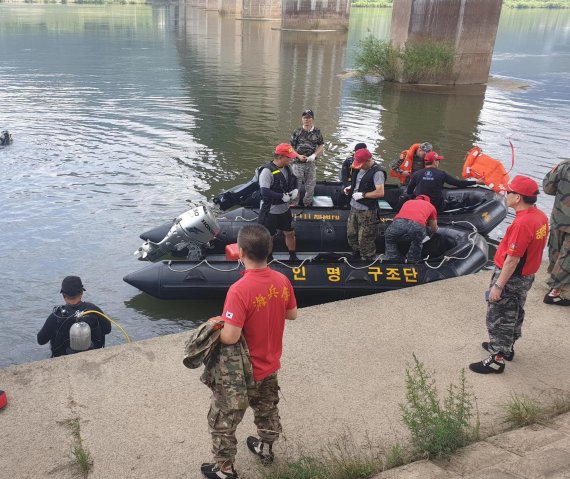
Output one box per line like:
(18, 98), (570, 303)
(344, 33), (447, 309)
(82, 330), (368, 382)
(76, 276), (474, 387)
(69, 321), (92, 352)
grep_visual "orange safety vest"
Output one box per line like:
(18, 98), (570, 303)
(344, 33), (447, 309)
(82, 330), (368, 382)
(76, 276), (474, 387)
(462, 146), (510, 193)
(390, 143), (421, 185)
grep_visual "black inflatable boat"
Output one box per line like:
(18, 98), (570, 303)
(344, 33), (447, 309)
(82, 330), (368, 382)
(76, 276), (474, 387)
(138, 184), (505, 261)
(124, 225), (488, 301)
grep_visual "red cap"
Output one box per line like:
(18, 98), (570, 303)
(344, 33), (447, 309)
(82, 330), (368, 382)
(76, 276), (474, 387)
(424, 151), (444, 163)
(506, 175), (539, 196)
(275, 143), (297, 159)
(352, 148), (372, 169)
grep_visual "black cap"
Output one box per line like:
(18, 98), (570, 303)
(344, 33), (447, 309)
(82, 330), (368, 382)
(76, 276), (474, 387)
(354, 143), (367, 151)
(60, 276), (85, 296)
(302, 109), (314, 118)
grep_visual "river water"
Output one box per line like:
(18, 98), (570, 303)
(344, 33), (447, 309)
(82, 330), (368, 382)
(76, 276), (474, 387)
(0, 4), (569, 366)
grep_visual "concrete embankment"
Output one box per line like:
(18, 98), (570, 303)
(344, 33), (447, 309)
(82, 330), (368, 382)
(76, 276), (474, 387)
(0, 264), (569, 478)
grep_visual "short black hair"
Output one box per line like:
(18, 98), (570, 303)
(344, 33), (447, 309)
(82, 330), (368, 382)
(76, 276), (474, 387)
(521, 195), (537, 205)
(237, 224), (272, 262)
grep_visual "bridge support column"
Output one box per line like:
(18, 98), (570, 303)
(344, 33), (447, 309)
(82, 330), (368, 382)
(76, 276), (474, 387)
(218, 0), (242, 14)
(241, 0), (281, 19)
(391, 0), (503, 84)
(281, 0), (351, 30)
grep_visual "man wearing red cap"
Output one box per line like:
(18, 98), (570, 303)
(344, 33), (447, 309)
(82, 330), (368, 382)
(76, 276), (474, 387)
(257, 143), (299, 261)
(383, 195), (438, 263)
(469, 176), (549, 374)
(344, 148), (386, 261)
(406, 151), (483, 212)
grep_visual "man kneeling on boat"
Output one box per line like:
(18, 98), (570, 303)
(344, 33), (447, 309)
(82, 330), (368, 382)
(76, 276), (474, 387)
(258, 143), (300, 261)
(383, 195), (438, 264)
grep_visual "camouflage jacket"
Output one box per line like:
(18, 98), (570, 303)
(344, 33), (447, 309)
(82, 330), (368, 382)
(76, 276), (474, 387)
(543, 160), (570, 233)
(290, 126), (324, 157)
(183, 320), (255, 409)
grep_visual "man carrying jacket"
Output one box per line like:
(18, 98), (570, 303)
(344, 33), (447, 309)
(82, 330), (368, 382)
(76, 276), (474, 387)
(258, 143), (299, 261)
(200, 224), (298, 479)
(344, 147), (386, 261)
(390, 141), (432, 185)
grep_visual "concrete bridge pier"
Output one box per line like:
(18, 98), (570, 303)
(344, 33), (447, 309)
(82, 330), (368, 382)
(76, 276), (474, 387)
(391, 0), (503, 84)
(282, 0), (351, 30)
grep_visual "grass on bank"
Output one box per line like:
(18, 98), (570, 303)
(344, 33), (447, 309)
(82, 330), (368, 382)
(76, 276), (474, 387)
(502, 391), (570, 428)
(354, 36), (454, 83)
(68, 417), (93, 477)
(261, 355), (478, 479)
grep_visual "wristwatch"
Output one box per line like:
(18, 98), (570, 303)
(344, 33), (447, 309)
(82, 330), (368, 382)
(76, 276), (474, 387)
(493, 282), (503, 290)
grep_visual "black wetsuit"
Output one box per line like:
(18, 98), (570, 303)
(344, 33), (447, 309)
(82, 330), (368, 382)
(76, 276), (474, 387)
(37, 301), (112, 357)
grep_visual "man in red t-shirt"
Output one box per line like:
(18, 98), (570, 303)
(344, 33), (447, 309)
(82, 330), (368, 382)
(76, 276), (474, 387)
(201, 224), (297, 479)
(469, 176), (549, 374)
(383, 195), (438, 263)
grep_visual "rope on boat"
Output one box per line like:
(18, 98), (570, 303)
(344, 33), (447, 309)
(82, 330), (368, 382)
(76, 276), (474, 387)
(167, 259), (244, 273)
(423, 220), (478, 270)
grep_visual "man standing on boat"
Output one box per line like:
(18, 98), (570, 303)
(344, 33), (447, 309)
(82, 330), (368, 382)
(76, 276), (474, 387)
(390, 141), (433, 186)
(200, 224), (298, 479)
(344, 147), (386, 262)
(469, 176), (548, 374)
(290, 109), (324, 207)
(543, 160), (570, 306)
(406, 151), (483, 212)
(258, 143), (299, 261)
(340, 142), (367, 188)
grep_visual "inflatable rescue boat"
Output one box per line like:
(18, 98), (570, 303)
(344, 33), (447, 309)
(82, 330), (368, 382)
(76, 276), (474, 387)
(136, 183), (505, 262)
(124, 225), (488, 301)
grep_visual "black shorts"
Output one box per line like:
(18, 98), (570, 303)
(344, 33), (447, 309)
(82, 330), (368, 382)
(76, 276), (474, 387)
(259, 209), (293, 236)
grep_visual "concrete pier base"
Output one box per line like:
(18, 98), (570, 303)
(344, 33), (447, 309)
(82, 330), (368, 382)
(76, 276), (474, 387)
(218, 0), (242, 14)
(282, 0), (351, 30)
(241, 0), (281, 19)
(391, 0), (503, 84)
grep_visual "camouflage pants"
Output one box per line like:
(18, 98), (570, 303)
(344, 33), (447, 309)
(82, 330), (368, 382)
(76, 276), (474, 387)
(208, 373), (281, 466)
(292, 161), (316, 207)
(347, 208), (378, 259)
(384, 218), (425, 262)
(547, 228), (570, 294)
(486, 269), (534, 356)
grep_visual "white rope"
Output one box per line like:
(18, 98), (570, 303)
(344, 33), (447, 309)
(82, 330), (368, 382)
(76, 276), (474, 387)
(167, 259), (244, 273)
(423, 220), (478, 270)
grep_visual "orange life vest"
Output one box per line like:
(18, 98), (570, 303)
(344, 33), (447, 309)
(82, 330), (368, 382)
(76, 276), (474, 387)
(390, 143), (421, 185)
(462, 146), (510, 193)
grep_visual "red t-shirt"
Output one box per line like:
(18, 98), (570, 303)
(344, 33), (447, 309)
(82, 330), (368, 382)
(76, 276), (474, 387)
(494, 206), (549, 276)
(395, 199), (437, 225)
(222, 267), (297, 381)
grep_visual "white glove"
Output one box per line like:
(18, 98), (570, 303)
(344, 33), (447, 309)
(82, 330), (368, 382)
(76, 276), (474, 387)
(343, 186), (352, 196)
(352, 192), (364, 201)
(289, 189), (299, 200)
(306, 154), (316, 162)
(282, 193), (291, 203)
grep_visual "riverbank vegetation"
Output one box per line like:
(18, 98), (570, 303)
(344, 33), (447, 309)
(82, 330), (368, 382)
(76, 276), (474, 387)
(354, 35), (454, 83)
(351, 0), (570, 8)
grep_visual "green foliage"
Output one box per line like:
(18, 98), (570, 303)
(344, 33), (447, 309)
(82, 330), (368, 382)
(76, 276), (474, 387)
(504, 0), (570, 8)
(354, 36), (454, 83)
(68, 417), (93, 477)
(384, 444), (407, 469)
(352, 0), (393, 7)
(400, 354), (479, 459)
(502, 394), (543, 427)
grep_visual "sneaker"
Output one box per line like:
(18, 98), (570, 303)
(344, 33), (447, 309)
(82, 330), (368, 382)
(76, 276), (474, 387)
(482, 342), (514, 361)
(349, 251), (361, 261)
(201, 462), (238, 479)
(544, 290), (570, 306)
(246, 436), (274, 465)
(469, 354), (505, 374)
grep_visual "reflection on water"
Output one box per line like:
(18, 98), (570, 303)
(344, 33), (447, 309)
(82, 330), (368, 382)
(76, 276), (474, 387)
(0, 4), (569, 366)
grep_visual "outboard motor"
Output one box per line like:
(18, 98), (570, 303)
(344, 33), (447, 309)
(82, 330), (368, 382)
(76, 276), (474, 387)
(0, 130), (13, 146)
(136, 205), (221, 261)
(69, 321), (92, 352)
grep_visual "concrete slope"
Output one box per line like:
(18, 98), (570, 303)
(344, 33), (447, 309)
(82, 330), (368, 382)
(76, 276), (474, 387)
(0, 264), (568, 478)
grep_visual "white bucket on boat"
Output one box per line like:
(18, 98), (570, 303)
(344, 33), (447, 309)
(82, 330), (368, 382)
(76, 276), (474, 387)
(312, 196), (334, 207)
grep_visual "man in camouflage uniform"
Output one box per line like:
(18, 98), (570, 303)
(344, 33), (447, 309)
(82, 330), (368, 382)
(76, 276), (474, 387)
(200, 224), (298, 479)
(344, 148), (386, 261)
(469, 176), (548, 374)
(289, 109), (324, 207)
(543, 160), (570, 306)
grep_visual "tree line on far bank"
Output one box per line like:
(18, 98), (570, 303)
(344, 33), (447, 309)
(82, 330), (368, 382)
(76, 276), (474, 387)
(352, 0), (570, 9)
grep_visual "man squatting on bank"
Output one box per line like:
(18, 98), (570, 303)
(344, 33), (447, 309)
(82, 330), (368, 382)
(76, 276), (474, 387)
(200, 224), (298, 479)
(289, 109), (324, 207)
(469, 176), (549, 374)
